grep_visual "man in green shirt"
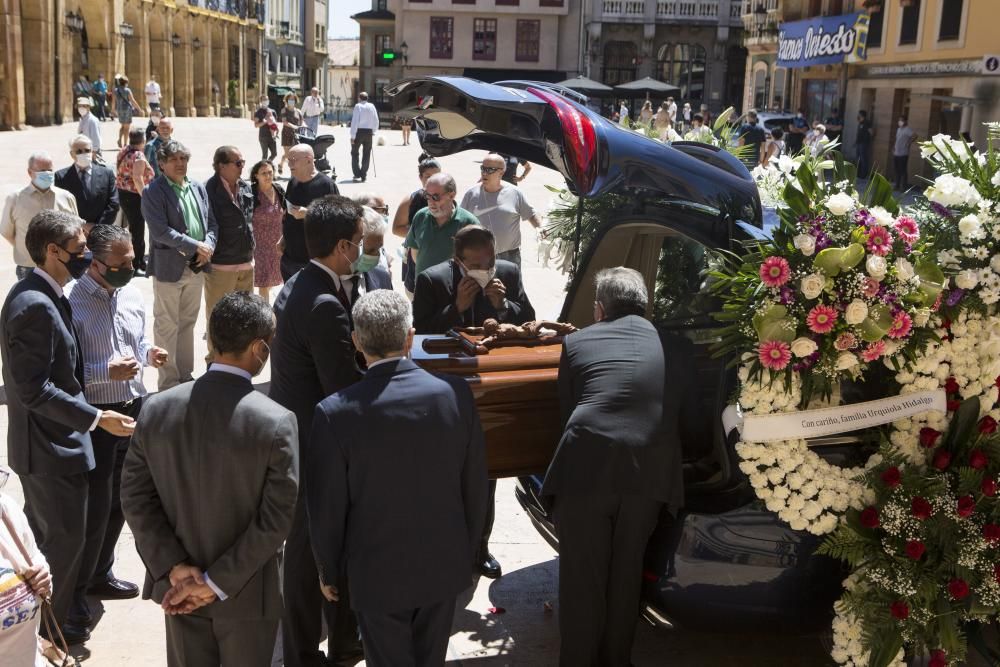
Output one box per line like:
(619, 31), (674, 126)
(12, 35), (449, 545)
(404, 173), (478, 277)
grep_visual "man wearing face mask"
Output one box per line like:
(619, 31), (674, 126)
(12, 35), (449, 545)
(352, 204), (393, 291)
(122, 291), (298, 666)
(1, 151), (79, 280)
(787, 108), (808, 155)
(55, 134), (120, 234)
(76, 97), (102, 159)
(66, 224), (168, 633)
(270, 195), (364, 666)
(1, 210), (136, 644)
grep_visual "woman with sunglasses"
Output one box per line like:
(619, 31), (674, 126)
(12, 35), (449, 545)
(249, 160), (285, 302)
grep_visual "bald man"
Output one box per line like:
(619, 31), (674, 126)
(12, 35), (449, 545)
(280, 144), (340, 280)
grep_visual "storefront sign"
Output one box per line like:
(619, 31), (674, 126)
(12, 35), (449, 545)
(863, 60), (982, 77)
(730, 390), (946, 443)
(984, 55), (1000, 76)
(777, 12), (870, 69)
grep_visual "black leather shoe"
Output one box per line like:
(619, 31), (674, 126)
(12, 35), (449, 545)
(61, 622), (91, 645)
(87, 576), (140, 599)
(479, 554), (502, 579)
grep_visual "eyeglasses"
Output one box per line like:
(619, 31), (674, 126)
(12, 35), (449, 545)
(73, 148), (91, 155)
(229, 159), (246, 168)
(423, 191), (451, 202)
(480, 166), (502, 174)
(372, 205), (389, 215)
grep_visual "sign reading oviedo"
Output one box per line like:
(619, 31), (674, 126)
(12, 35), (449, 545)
(777, 12), (870, 69)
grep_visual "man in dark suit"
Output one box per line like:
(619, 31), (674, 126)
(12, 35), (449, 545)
(542, 266), (692, 667)
(121, 292), (298, 666)
(309, 290), (488, 666)
(55, 134), (120, 233)
(412, 225), (533, 579)
(0, 210), (136, 642)
(413, 225), (534, 335)
(269, 194), (364, 666)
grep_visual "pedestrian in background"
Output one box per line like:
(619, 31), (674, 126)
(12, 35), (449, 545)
(761, 128), (785, 167)
(145, 117), (174, 178)
(893, 116), (917, 191)
(144, 75), (161, 113)
(92, 73), (108, 121)
(250, 160), (285, 302)
(123, 291), (298, 667)
(76, 97), (102, 159)
(115, 128), (155, 276)
(302, 87), (325, 137)
(855, 110), (874, 179)
(501, 154), (531, 185)
(308, 290), (488, 667)
(349, 92), (379, 182)
(391, 157), (441, 296)
(278, 93), (303, 177)
(111, 75), (141, 149)
(1, 151), (79, 280)
(141, 140), (217, 390)
(55, 134), (120, 234)
(787, 108), (808, 155)
(639, 100), (653, 127)
(254, 94), (279, 163)
(279, 144), (339, 281)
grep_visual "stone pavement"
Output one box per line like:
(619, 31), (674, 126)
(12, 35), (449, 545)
(0, 118), (833, 666)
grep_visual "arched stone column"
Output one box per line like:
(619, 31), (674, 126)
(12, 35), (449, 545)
(21, 0), (57, 125)
(192, 20), (212, 116)
(171, 13), (195, 117)
(0, 0), (27, 129)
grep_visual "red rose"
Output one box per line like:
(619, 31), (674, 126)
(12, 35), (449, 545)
(919, 427), (942, 448)
(912, 497), (933, 520)
(929, 649), (948, 667)
(948, 578), (970, 600)
(983, 478), (998, 497)
(889, 600), (909, 620)
(995, 375), (1000, 389)
(957, 496), (976, 518)
(945, 377), (960, 394)
(979, 416), (998, 434)
(860, 507), (880, 528)
(881, 466), (902, 488)
(942, 317), (951, 329)
(947, 399), (961, 412)
(905, 540), (926, 560)
(984, 524), (1000, 542)
(969, 449), (989, 469)
(933, 450), (952, 471)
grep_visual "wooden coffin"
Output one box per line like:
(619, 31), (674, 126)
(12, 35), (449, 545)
(411, 334), (562, 479)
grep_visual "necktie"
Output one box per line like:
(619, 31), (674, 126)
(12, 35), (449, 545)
(347, 275), (359, 304)
(60, 296), (85, 388)
(334, 280), (350, 312)
(80, 169), (90, 198)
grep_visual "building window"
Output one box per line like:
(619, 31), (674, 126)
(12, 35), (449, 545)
(939, 0), (962, 41)
(602, 41), (637, 87)
(656, 43), (707, 101)
(375, 34), (392, 64)
(805, 79), (840, 123)
(752, 68), (767, 110)
(900, 0), (921, 45)
(497, 0), (520, 5)
(249, 48), (258, 81)
(229, 45), (240, 80)
(539, 0), (564, 5)
(473, 19), (497, 61)
(430, 17), (454, 59)
(375, 78), (391, 108)
(516, 20), (540, 62)
(868, 6), (884, 48)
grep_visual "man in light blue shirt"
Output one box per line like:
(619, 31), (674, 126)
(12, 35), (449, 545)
(349, 92), (379, 182)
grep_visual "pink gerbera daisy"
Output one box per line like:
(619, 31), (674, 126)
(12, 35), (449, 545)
(866, 226), (893, 256)
(894, 216), (920, 242)
(888, 311), (913, 339)
(861, 277), (881, 299)
(806, 304), (838, 334)
(861, 340), (886, 362)
(834, 332), (858, 350)
(759, 256), (792, 288)
(758, 340), (792, 370)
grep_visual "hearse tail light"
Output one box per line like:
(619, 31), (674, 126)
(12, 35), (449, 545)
(526, 86), (597, 195)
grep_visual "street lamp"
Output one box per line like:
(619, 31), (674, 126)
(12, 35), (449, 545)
(171, 33), (181, 47)
(65, 10), (84, 33)
(193, 36), (202, 50)
(119, 21), (134, 39)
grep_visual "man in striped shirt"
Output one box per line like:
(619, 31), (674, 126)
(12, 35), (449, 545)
(66, 224), (169, 631)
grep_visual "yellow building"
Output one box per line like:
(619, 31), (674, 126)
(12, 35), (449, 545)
(0, 0), (267, 130)
(844, 0), (1000, 181)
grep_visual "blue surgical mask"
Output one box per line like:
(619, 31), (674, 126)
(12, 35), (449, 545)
(32, 170), (55, 190)
(353, 252), (380, 274)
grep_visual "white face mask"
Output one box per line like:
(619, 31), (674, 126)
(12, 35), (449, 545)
(898, 121), (905, 127)
(75, 153), (93, 168)
(78, 106), (89, 116)
(466, 266), (496, 289)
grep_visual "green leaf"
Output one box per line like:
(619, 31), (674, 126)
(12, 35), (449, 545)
(865, 173), (899, 214)
(752, 304), (796, 343)
(914, 258), (946, 307)
(942, 397), (982, 454)
(813, 243), (865, 277)
(797, 161), (819, 199)
(859, 304), (894, 343)
(782, 180), (811, 217)
(867, 629), (904, 667)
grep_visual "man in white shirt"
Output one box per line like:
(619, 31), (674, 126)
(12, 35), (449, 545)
(666, 96), (677, 126)
(893, 116), (917, 191)
(144, 75), (162, 112)
(349, 92), (379, 183)
(302, 87), (325, 137)
(76, 97), (102, 157)
(617, 101), (629, 126)
(1, 152), (79, 279)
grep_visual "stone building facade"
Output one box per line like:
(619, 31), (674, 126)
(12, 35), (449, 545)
(0, 0), (267, 130)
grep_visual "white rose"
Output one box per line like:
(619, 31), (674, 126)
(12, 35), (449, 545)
(894, 258), (915, 282)
(793, 233), (817, 257)
(790, 337), (818, 358)
(959, 214), (984, 240)
(866, 255), (887, 280)
(913, 308), (931, 327)
(836, 352), (859, 371)
(825, 192), (855, 216)
(926, 173), (981, 207)
(800, 273), (825, 299)
(844, 299), (869, 325)
(956, 269), (980, 290)
(869, 206), (894, 227)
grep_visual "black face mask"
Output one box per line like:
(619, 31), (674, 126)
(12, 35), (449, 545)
(60, 247), (93, 280)
(99, 260), (134, 288)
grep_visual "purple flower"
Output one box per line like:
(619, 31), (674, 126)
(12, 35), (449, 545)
(854, 209), (875, 226)
(946, 288), (965, 307)
(815, 233), (832, 251)
(931, 202), (954, 219)
(779, 286), (795, 304)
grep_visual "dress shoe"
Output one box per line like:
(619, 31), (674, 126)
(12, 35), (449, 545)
(331, 643), (365, 665)
(479, 554), (502, 579)
(60, 622), (91, 645)
(87, 576), (140, 600)
(134, 267), (147, 278)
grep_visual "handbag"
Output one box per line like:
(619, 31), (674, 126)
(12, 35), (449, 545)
(0, 509), (74, 667)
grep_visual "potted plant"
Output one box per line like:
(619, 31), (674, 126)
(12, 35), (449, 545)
(226, 79), (240, 117)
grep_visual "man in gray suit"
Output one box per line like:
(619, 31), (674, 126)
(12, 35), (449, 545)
(141, 139), (218, 390)
(122, 292), (299, 666)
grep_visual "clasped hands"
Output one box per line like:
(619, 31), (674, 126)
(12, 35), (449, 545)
(162, 563), (217, 616)
(455, 275), (506, 313)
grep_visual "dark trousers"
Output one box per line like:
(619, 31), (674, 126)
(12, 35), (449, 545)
(856, 142), (872, 179)
(280, 255), (308, 283)
(260, 134), (277, 163)
(496, 248), (521, 270)
(282, 497), (358, 667)
(166, 612), (278, 667)
(20, 472), (89, 627)
(94, 95), (107, 120)
(893, 154), (909, 190)
(356, 597), (456, 667)
(478, 480), (497, 560)
(119, 190), (147, 270)
(351, 129), (373, 178)
(553, 493), (661, 667)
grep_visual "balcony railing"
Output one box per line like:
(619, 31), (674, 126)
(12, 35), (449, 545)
(191, 0), (263, 21)
(602, 1), (647, 18)
(655, 1), (723, 20)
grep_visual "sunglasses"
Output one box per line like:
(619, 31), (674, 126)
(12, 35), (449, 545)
(480, 166), (502, 174)
(73, 148), (91, 155)
(423, 191), (450, 202)
(228, 159), (246, 168)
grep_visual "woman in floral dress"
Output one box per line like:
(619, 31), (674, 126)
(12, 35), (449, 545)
(250, 161), (285, 301)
